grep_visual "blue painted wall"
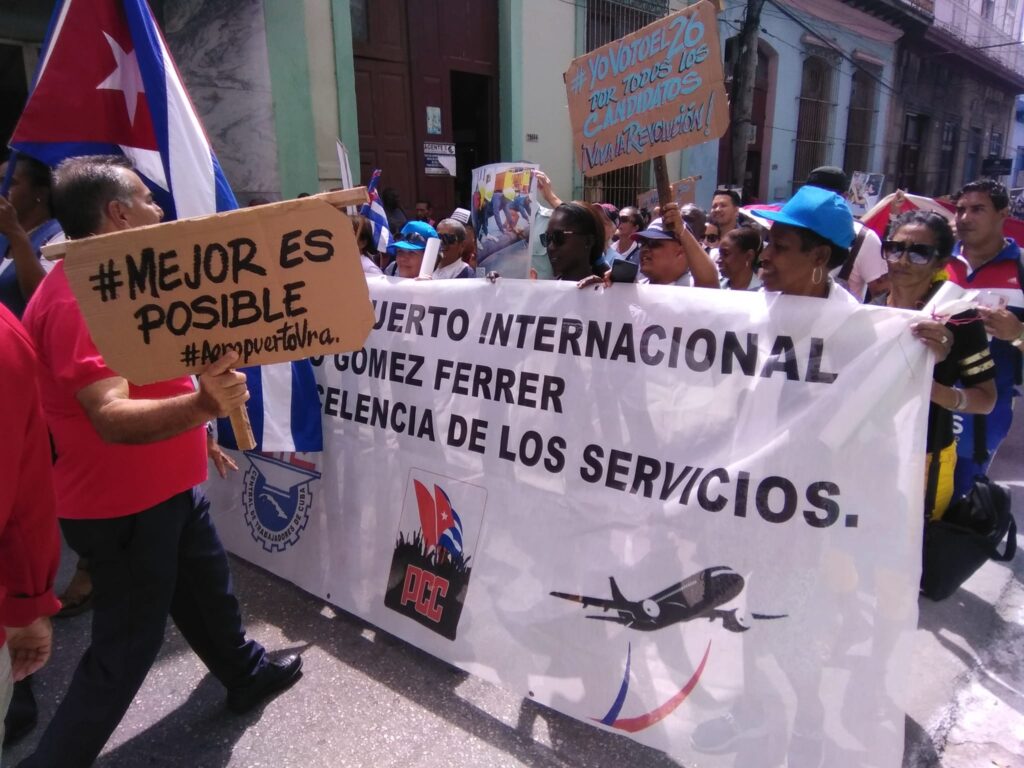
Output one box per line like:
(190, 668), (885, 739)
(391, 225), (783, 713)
(687, 0), (898, 206)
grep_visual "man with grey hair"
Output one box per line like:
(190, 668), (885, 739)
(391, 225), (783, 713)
(434, 218), (475, 278)
(19, 155), (302, 768)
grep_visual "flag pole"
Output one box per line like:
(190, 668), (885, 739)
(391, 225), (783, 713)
(0, 151), (18, 197)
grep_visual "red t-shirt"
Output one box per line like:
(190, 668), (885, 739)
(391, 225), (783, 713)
(22, 262), (206, 520)
(0, 304), (61, 645)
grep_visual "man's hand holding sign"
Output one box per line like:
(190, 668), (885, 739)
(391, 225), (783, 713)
(76, 349), (248, 444)
(51, 177), (375, 450)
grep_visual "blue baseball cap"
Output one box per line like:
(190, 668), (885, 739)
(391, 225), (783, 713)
(631, 217), (675, 242)
(757, 185), (854, 249)
(395, 220), (439, 251)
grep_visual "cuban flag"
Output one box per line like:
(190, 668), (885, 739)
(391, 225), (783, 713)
(361, 169), (394, 253)
(10, 0), (234, 218)
(9, 0), (322, 453)
(414, 481), (465, 565)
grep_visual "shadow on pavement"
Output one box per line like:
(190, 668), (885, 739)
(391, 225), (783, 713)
(238, 564), (684, 768)
(903, 715), (942, 767)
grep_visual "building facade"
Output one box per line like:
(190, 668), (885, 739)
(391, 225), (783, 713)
(883, 0), (1024, 197)
(3, 0), (1024, 215)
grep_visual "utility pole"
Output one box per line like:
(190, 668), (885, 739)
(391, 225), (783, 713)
(729, 0), (766, 195)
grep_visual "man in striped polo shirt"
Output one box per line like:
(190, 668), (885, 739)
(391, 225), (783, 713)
(948, 179), (1024, 498)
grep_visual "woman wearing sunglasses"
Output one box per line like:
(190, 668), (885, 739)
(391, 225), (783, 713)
(541, 202), (608, 281)
(702, 222), (720, 254)
(433, 219), (475, 279)
(872, 210), (996, 519)
(384, 220), (439, 278)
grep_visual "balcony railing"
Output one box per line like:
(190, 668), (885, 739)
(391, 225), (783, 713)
(933, 0), (1024, 74)
(899, 0), (935, 14)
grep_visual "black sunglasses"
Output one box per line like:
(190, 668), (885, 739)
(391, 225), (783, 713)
(704, 233), (720, 243)
(439, 233), (464, 246)
(399, 232), (429, 248)
(540, 229), (576, 248)
(882, 240), (940, 264)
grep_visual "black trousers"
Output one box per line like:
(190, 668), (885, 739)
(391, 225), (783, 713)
(22, 488), (265, 768)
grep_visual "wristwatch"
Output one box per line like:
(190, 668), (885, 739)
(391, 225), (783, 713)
(1012, 328), (1024, 349)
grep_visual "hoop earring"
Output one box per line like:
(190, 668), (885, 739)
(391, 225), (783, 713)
(812, 265), (824, 285)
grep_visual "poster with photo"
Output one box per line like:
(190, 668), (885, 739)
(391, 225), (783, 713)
(470, 162), (539, 278)
(848, 172), (885, 217)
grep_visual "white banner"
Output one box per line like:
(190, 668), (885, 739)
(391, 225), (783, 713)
(206, 279), (930, 767)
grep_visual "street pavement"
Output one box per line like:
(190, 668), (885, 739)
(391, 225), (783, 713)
(6, 421), (1023, 768)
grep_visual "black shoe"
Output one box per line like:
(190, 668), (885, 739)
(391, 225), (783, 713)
(226, 654), (303, 714)
(4, 677), (38, 746)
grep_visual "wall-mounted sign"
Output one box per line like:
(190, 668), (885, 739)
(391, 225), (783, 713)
(424, 142), (456, 177)
(426, 106), (442, 135)
(982, 157), (1012, 176)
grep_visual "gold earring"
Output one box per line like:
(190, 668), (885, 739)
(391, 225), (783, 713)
(812, 266), (824, 285)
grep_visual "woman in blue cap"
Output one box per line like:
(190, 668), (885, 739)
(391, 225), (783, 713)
(385, 220), (439, 278)
(756, 185), (860, 303)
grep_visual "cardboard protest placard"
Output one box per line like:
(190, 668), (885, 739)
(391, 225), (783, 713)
(60, 189), (375, 386)
(565, 0), (729, 178)
(637, 175), (700, 210)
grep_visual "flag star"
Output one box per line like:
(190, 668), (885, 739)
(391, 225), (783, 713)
(97, 31), (145, 125)
(441, 512), (448, 521)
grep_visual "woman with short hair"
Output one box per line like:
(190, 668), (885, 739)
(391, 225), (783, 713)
(872, 210), (996, 519)
(717, 227), (763, 291)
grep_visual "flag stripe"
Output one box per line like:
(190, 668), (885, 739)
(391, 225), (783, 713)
(35, 0), (71, 85)
(260, 363), (293, 451)
(290, 358), (324, 451)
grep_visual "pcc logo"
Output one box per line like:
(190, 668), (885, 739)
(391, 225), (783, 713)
(384, 469), (486, 640)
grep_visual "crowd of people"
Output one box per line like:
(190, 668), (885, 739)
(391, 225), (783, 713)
(1, 150), (1023, 767)
(358, 164), (1021, 513)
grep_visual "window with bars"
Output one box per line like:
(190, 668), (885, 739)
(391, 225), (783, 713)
(989, 130), (1004, 158)
(937, 120), (959, 195)
(963, 127), (983, 184)
(793, 54), (836, 190)
(577, 0), (670, 208)
(842, 67), (878, 174)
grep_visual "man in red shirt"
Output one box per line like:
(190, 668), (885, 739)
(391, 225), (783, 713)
(19, 156), (302, 768)
(0, 303), (61, 757)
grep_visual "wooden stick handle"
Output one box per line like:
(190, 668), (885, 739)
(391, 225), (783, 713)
(40, 186), (369, 262)
(653, 156), (673, 209)
(229, 405), (256, 451)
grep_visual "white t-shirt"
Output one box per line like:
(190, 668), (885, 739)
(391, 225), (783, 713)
(834, 222), (886, 301)
(638, 271), (694, 287)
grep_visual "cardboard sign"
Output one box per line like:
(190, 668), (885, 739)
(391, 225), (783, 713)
(565, 1), (729, 177)
(61, 190), (376, 385)
(637, 175), (699, 210)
